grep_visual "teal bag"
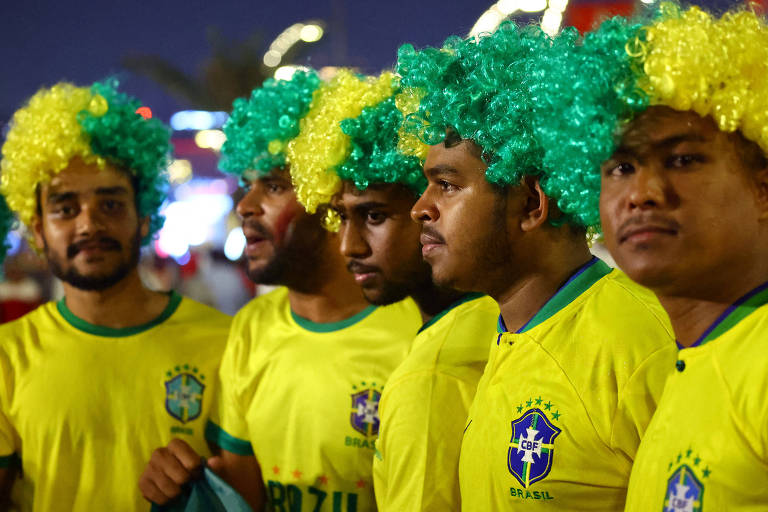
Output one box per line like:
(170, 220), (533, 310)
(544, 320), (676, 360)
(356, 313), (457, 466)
(150, 466), (253, 512)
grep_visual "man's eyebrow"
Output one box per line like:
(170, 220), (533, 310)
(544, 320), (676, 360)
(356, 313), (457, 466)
(95, 186), (130, 196)
(424, 165), (459, 178)
(352, 201), (388, 214)
(46, 191), (77, 204)
(615, 133), (709, 156)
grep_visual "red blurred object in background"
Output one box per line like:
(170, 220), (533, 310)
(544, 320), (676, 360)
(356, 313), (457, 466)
(565, 1), (635, 33)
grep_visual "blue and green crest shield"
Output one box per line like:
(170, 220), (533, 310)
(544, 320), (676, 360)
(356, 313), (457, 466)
(165, 372), (205, 424)
(664, 464), (703, 512)
(350, 389), (381, 436)
(507, 408), (561, 488)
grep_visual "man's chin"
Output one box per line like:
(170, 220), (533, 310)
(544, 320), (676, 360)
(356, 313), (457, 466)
(361, 285), (410, 307)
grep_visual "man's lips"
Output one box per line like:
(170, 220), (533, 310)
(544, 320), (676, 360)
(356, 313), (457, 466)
(242, 225), (272, 255)
(347, 262), (379, 285)
(618, 218), (680, 244)
(420, 231), (445, 257)
(68, 238), (121, 258)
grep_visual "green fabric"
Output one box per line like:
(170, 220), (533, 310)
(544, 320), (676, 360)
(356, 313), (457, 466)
(151, 466), (253, 512)
(518, 259), (612, 333)
(418, 293), (486, 334)
(205, 421), (254, 456)
(56, 291), (181, 337)
(290, 305), (377, 333)
(698, 283), (768, 346)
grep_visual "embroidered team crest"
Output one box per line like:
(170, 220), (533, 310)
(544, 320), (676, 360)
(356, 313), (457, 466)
(507, 407), (561, 488)
(349, 382), (382, 437)
(165, 365), (205, 424)
(664, 465), (703, 512)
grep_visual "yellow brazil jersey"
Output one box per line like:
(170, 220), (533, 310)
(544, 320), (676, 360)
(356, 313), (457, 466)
(0, 292), (231, 512)
(625, 281), (768, 512)
(459, 258), (677, 510)
(205, 286), (421, 512)
(373, 293), (499, 512)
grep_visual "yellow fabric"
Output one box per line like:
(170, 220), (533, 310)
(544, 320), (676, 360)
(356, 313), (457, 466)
(373, 294), (499, 512)
(459, 265), (676, 510)
(0, 296), (230, 512)
(625, 306), (768, 511)
(208, 287), (421, 512)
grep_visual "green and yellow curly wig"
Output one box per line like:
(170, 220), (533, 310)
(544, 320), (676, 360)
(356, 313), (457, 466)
(396, 18), (647, 229)
(336, 89), (428, 195)
(219, 69), (321, 179)
(0, 79), (171, 245)
(626, 2), (768, 154)
(286, 69), (397, 229)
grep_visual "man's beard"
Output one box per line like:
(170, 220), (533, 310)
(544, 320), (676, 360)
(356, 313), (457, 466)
(245, 213), (326, 288)
(46, 232), (141, 291)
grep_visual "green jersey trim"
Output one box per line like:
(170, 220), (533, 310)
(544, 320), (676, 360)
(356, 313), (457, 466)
(418, 292), (486, 334)
(205, 421), (254, 456)
(517, 257), (612, 334)
(56, 291), (182, 338)
(290, 304), (377, 333)
(692, 280), (768, 347)
(0, 453), (19, 468)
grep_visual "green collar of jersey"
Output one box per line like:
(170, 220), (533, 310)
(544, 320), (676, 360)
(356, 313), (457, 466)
(56, 291), (182, 338)
(515, 257), (612, 334)
(690, 280), (768, 348)
(291, 304), (377, 333)
(418, 292), (486, 334)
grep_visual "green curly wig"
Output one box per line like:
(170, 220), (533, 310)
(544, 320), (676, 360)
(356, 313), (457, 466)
(219, 69), (321, 180)
(0, 79), (171, 246)
(336, 92), (428, 195)
(396, 19), (648, 229)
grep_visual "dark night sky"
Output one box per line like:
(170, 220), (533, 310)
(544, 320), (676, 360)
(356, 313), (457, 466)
(1, 0), (487, 122)
(0, 0), (745, 124)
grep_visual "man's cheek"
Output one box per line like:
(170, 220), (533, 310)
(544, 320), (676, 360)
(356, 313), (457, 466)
(273, 206), (299, 246)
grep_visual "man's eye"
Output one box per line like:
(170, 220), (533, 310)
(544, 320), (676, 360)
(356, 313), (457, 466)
(367, 212), (386, 224)
(605, 162), (635, 177)
(267, 183), (286, 193)
(438, 180), (458, 192)
(103, 200), (123, 212)
(53, 205), (76, 217)
(666, 154), (702, 168)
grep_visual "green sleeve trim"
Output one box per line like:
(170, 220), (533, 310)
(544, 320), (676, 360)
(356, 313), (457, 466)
(205, 420), (254, 456)
(0, 453), (19, 468)
(290, 304), (377, 333)
(56, 291), (182, 337)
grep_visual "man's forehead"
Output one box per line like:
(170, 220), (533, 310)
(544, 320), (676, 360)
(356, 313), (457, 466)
(425, 140), (487, 175)
(620, 106), (720, 149)
(45, 160), (131, 193)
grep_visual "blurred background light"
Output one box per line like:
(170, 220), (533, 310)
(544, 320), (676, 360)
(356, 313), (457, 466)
(470, 0), (569, 37)
(274, 64), (310, 81)
(170, 110), (229, 131)
(194, 129), (226, 151)
(263, 20), (326, 69)
(167, 159), (193, 184)
(224, 227), (246, 261)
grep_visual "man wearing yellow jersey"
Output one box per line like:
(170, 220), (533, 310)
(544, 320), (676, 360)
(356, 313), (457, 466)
(325, 91), (499, 511)
(397, 19), (677, 510)
(599, 5), (768, 510)
(139, 70), (421, 511)
(0, 81), (231, 511)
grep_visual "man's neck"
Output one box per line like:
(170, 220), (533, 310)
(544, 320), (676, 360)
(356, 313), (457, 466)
(657, 269), (768, 347)
(287, 243), (369, 324)
(495, 241), (593, 333)
(411, 281), (466, 324)
(61, 269), (170, 329)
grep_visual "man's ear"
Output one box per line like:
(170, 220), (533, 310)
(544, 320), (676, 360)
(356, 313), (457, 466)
(519, 176), (550, 232)
(754, 166), (768, 221)
(139, 217), (150, 240)
(32, 217), (45, 251)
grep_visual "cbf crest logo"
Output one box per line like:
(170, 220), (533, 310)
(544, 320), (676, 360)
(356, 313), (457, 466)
(349, 381), (382, 437)
(508, 404), (562, 488)
(662, 448), (710, 512)
(165, 365), (205, 424)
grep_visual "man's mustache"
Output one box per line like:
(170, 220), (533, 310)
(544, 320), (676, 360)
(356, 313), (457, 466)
(67, 237), (122, 258)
